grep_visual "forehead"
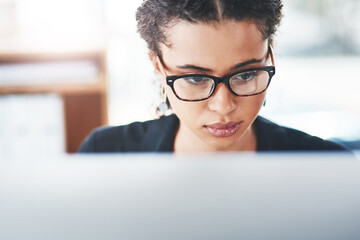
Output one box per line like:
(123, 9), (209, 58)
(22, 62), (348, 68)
(160, 20), (268, 70)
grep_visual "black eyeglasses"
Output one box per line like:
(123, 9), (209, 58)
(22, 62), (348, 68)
(157, 47), (276, 102)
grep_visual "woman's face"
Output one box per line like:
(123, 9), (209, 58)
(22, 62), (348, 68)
(155, 20), (271, 151)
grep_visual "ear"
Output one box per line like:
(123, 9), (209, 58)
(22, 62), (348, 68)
(149, 51), (167, 88)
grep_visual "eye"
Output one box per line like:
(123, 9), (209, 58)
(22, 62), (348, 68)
(233, 71), (258, 82)
(182, 76), (211, 85)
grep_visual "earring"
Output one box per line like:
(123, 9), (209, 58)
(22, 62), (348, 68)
(263, 99), (267, 107)
(156, 87), (169, 115)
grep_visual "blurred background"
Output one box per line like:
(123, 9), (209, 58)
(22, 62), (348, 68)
(0, 0), (359, 157)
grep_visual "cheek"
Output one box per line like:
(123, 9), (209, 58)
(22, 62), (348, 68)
(240, 93), (266, 116)
(166, 85), (184, 113)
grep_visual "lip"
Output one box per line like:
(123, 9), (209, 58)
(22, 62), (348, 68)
(205, 121), (242, 138)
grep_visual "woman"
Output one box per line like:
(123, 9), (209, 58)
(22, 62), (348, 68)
(79, 0), (345, 152)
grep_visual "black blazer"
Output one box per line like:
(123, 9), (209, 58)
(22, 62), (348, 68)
(79, 115), (346, 153)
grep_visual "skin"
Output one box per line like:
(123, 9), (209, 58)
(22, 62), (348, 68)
(151, 20), (272, 152)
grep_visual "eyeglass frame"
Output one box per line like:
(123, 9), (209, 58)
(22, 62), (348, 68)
(157, 45), (276, 102)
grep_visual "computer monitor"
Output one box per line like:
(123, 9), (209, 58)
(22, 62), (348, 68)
(0, 152), (359, 240)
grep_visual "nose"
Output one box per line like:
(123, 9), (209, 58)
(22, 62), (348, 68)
(207, 83), (237, 115)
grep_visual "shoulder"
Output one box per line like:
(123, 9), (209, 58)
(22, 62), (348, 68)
(78, 114), (179, 153)
(255, 116), (347, 151)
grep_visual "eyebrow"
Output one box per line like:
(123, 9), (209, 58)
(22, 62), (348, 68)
(231, 58), (264, 70)
(176, 58), (263, 72)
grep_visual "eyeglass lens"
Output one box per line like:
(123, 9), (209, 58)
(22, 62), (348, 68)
(173, 69), (271, 101)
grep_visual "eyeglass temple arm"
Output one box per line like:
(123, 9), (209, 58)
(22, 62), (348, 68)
(156, 55), (168, 77)
(269, 45), (275, 66)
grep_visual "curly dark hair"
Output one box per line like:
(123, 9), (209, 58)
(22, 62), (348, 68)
(136, 0), (283, 55)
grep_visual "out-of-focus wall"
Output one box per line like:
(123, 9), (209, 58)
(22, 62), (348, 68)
(261, 0), (360, 142)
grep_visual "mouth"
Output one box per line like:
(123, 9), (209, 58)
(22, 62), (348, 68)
(204, 121), (242, 138)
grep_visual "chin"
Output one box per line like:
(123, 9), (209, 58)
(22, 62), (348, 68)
(205, 138), (240, 151)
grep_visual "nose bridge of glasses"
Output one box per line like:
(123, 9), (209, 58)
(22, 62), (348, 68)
(208, 81), (237, 112)
(211, 76), (236, 97)
(212, 74), (237, 91)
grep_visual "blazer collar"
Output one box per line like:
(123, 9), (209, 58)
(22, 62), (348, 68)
(142, 114), (179, 152)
